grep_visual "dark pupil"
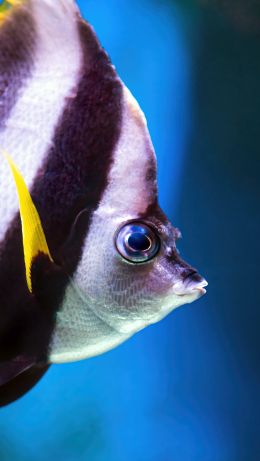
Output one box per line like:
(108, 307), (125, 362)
(127, 232), (151, 252)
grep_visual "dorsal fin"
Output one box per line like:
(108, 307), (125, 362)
(3, 151), (53, 293)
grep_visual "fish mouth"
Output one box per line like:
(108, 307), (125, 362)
(173, 277), (208, 297)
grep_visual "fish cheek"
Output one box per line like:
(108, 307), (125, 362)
(105, 254), (167, 315)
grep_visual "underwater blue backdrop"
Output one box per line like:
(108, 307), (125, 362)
(0, 1), (259, 460)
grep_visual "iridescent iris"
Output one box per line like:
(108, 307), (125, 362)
(115, 222), (160, 263)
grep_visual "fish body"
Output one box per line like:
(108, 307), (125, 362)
(0, 0), (207, 406)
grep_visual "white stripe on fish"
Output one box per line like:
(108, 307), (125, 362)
(96, 85), (157, 218)
(0, 0), (82, 241)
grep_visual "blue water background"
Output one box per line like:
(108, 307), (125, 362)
(0, 1), (259, 460)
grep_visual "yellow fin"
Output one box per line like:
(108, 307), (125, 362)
(3, 151), (53, 293)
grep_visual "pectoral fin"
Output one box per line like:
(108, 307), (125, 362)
(3, 151), (53, 293)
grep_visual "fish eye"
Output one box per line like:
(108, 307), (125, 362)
(115, 222), (160, 263)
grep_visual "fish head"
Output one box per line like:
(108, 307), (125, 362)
(72, 87), (207, 335)
(76, 209), (207, 336)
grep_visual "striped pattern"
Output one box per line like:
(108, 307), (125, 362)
(50, 78), (161, 362)
(31, 19), (123, 270)
(0, 0), (82, 242)
(0, 4), (35, 133)
(0, 0), (125, 365)
(0, 0), (205, 374)
(95, 85), (158, 219)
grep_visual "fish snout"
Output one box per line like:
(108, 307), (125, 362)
(173, 271), (208, 298)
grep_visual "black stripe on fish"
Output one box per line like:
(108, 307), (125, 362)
(140, 203), (203, 282)
(0, 361), (50, 407)
(0, 5), (36, 130)
(0, 16), (122, 372)
(31, 18), (123, 272)
(0, 233), (67, 362)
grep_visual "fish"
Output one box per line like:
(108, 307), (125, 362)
(0, 0), (207, 407)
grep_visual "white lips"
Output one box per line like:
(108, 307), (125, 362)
(173, 278), (208, 297)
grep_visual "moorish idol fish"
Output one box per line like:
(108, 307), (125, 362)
(0, 0), (207, 407)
